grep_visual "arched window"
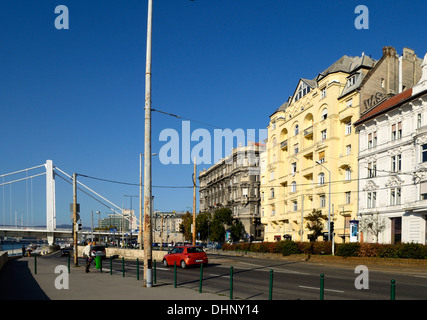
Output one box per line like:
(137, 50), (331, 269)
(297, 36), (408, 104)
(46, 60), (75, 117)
(291, 181), (297, 193)
(318, 172), (325, 185)
(321, 108), (328, 121)
(294, 124), (299, 136)
(270, 188), (275, 198)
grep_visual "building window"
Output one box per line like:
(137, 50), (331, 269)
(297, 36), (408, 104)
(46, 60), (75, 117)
(293, 201), (298, 212)
(367, 191), (376, 208)
(294, 143), (299, 154)
(368, 161), (377, 178)
(321, 87), (327, 99)
(345, 191), (351, 204)
(345, 168), (351, 181)
(291, 162), (297, 175)
(294, 124), (299, 136)
(318, 172), (325, 186)
(321, 129), (327, 142)
(392, 122), (402, 140)
(346, 99), (353, 108)
(390, 188), (401, 206)
(417, 113), (422, 129)
(291, 181), (297, 193)
(347, 74), (358, 87)
(391, 154), (402, 172)
(422, 144), (427, 163)
(319, 195), (326, 208)
(346, 145), (352, 155)
(295, 82), (311, 102)
(368, 131), (377, 149)
(345, 122), (352, 135)
(261, 192), (264, 202)
(321, 108), (328, 121)
(318, 151), (325, 163)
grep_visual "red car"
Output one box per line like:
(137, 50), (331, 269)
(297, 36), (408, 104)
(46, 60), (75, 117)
(162, 245), (208, 269)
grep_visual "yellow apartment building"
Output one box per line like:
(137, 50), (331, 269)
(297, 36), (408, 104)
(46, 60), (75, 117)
(261, 46), (422, 243)
(261, 54), (376, 243)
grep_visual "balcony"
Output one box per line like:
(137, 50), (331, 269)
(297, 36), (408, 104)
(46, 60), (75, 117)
(280, 139), (288, 150)
(304, 126), (313, 138)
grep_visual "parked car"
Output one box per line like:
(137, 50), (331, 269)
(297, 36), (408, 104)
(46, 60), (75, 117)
(162, 245), (208, 269)
(90, 245), (106, 259)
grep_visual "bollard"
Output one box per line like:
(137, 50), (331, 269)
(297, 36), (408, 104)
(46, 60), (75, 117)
(153, 259), (156, 284)
(34, 255), (37, 274)
(174, 261), (177, 288)
(137, 258), (139, 280)
(230, 266), (234, 300)
(320, 274), (324, 300)
(199, 263), (203, 293)
(269, 269), (273, 300)
(391, 279), (396, 300)
(68, 255), (70, 274)
(122, 257), (125, 277)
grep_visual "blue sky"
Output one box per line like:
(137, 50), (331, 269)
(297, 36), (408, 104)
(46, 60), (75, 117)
(0, 0), (426, 227)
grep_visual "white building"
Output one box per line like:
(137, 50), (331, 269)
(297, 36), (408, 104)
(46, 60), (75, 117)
(354, 54), (427, 244)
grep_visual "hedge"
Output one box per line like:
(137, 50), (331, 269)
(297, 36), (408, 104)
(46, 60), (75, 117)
(220, 241), (427, 259)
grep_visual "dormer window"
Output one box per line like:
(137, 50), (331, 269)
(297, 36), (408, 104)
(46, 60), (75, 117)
(295, 82), (311, 102)
(347, 74), (358, 87)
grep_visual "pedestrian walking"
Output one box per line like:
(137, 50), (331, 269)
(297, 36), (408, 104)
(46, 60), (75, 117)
(21, 245), (26, 257)
(83, 241), (93, 273)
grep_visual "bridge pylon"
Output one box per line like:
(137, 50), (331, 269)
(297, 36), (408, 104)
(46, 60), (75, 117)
(45, 160), (56, 244)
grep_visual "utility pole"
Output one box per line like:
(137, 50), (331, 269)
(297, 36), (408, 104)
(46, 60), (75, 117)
(143, 0), (153, 288)
(192, 157), (196, 246)
(139, 153), (143, 250)
(73, 173), (78, 267)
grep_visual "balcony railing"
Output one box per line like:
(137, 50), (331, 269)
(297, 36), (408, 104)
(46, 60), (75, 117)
(304, 126), (313, 136)
(280, 139), (288, 150)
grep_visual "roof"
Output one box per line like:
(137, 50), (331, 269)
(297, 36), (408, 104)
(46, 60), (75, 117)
(317, 55), (376, 81)
(353, 89), (413, 126)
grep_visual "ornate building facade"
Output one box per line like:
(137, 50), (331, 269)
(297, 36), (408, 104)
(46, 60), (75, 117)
(199, 142), (265, 241)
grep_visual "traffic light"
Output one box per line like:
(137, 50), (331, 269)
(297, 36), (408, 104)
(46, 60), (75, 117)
(76, 222), (82, 231)
(330, 221), (334, 235)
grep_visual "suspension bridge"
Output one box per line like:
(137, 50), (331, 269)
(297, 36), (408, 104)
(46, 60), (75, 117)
(0, 160), (138, 245)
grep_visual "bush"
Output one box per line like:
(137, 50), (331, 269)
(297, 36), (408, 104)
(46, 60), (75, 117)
(336, 243), (360, 257)
(396, 243), (427, 259)
(281, 240), (301, 256)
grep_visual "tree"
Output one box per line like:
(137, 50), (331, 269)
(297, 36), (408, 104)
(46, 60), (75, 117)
(209, 218), (226, 242)
(306, 209), (324, 242)
(179, 212), (192, 241)
(196, 211), (211, 241)
(359, 211), (388, 243)
(229, 220), (245, 242)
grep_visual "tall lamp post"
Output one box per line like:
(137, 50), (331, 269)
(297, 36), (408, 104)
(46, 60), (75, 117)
(143, 0), (195, 287)
(315, 161), (331, 241)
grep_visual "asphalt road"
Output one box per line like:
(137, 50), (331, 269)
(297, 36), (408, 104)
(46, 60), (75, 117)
(53, 252), (427, 300)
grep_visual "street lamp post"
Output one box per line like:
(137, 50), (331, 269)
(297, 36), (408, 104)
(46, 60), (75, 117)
(315, 161), (331, 241)
(143, 0), (195, 287)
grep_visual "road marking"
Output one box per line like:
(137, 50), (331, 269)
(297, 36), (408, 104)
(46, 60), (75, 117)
(299, 285), (344, 293)
(216, 262), (309, 275)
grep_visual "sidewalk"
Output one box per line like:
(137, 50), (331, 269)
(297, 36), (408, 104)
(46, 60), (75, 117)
(0, 255), (228, 300)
